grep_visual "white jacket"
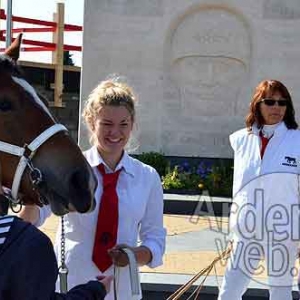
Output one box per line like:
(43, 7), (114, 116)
(229, 122), (300, 244)
(230, 122), (300, 197)
(229, 172), (300, 243)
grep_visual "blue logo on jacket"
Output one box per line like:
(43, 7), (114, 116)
(282, 156), (297, 167)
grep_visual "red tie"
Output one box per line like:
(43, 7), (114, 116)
(260, 131), (271, 158)
(92, 164), (121, 272)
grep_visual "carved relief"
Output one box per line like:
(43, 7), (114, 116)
(173, 56), (246, 116)
(264, 0), (300, 19)
(98, 0), (162, 16)
(163, 6), (251, 157)
(170, 8), (250, 117)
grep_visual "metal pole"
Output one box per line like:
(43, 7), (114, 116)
(6, 0), (12, 47)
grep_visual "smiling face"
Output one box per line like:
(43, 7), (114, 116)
(259, 92), (287, 125)
(93, 105), (133, 168)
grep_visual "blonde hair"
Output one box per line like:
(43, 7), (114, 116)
(82, 78), (137, 145)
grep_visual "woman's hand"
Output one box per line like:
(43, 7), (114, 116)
(108, 244), (131, 267)
(108, 244), (153, 267)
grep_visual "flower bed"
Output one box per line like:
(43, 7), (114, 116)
(134, 152), (233, 198)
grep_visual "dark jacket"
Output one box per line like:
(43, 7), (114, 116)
(0, 216), (106, 300)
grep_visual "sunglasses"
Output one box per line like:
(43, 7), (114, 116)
(260, 98), (289, 107)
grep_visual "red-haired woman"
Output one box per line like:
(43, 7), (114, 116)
(218, 80), (300, 300)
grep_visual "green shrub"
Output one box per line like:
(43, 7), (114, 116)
(136, 151), (169, 177)
(162, 166), (201, 190)
(162, 160), (233, 197)
(161, 166), (185, 189)
(203, 161), (233, 197)
(135, 152), (233, 197)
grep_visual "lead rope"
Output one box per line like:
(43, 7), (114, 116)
(113, 265), (119, 300)
(121, 248), (140, 297)
(167, 243), (232, 300)
(59, 215), (69, 293)
(113, 247), (140, 300)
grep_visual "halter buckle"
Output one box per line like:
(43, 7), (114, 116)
(29, 167), (43, 187)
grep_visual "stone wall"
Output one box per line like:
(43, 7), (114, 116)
(80, 0), (300, 158)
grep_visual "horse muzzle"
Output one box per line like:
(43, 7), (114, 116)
(37, 166), (97, 216)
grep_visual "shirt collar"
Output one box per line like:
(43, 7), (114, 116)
(252, 122), (287, 137)
(86, 146), (135, 177)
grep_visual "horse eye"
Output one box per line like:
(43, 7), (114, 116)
(0, 99), (12, 111)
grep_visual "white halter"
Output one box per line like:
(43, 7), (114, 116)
(0, 123), (68, 202)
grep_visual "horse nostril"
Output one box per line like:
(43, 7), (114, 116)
(69, 169), (96, 213)
(70, 169), (85, 189)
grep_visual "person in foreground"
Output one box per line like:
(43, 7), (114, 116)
(20, 78), (166, 300)
(218, 79), (300, 300)
(0, 180), (112, 300)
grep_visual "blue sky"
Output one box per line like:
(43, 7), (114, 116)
(1, 0), (84, 66)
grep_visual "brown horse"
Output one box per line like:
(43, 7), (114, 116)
(0, 34), (96, 215)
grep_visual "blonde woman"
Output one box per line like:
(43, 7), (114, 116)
(20, 78), (166, 300)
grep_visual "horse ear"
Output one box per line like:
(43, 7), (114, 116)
(4, 33), (23, 62)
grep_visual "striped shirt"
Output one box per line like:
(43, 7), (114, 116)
(0, 216), (14, 250)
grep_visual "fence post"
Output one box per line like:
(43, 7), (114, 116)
(52, 2), (64, 107)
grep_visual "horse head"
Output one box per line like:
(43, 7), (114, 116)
(0, 34), (96, 215)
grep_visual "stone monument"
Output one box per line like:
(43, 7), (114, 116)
(79, 1), (300, 158)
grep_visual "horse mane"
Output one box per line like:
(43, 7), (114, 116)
(0, 54), (50, 107)
(0, 54), (23, 78)
(0, 35), (50, 107)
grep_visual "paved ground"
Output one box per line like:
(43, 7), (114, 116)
(39, 213), (300, 299)
(40, 214), (229, 275)
(40, 214), (299, 277)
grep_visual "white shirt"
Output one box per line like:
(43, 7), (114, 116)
(261, 123), (279, 139)
(38, 146), (166, 300)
